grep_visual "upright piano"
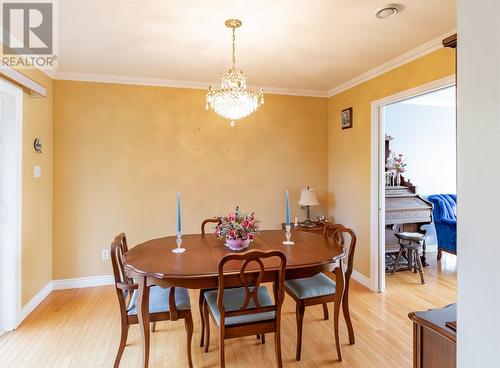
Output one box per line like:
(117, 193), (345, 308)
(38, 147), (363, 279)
(384, 135), (433, 266)
(385, 182), (433, 266)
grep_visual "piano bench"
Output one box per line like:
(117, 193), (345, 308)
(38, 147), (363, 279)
(394, 231), (426, 243)
(391, 231), (427, 284)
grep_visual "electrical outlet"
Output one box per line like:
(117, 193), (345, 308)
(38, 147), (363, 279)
(101, 249), (109, 261)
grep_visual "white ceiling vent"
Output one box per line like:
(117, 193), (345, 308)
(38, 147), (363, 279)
(375, 4), (404, 19)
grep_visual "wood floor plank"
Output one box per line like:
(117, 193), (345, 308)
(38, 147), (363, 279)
(0, 254), (456, 367)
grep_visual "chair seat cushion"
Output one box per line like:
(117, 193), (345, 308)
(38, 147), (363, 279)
(395, 231), (426, 242)
(127, 286), (191, 315)
(285, 273), (336, 299)
(204, 286), (275, 326)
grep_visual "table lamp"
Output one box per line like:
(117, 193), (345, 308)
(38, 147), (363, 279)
(298, 186), (319, 228)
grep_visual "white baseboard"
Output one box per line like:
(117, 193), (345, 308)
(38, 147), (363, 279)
(351, 269), (376, 291)
(20, 281), (53, 324)
(351, 245), (438, 294)
(17, 275), (114, 325)
(52, 275), (114, 290)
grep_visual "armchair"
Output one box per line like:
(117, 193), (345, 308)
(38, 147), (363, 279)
(427, 194), (457, 260)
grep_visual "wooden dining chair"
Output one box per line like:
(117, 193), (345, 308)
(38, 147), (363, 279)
(202, 250), (287, 368)
(201, 218), (221, 234)
(111, 233), (194, 368)
(199, 218), (265, 346)
(198, 218), (222, 347)
(284, 223), (356, 361)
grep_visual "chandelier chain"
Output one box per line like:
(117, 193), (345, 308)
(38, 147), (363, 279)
(231, 26), (236, 69)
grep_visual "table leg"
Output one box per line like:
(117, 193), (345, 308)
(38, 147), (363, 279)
(137, 276), (150, 368)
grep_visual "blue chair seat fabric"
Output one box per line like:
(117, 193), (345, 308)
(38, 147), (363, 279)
(285, 273), (336, 299)
(127, 286), (191, 315)
(204, 286), (275, 326)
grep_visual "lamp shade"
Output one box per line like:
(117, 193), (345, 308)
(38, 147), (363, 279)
(298, 187), (319, 206)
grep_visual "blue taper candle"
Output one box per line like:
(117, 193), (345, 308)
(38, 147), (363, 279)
(286, 190), (290, 226)
(177, 192), (181, 234)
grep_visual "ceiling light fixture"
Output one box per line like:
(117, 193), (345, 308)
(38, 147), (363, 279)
(206, 19), (264, 127)
(375, 4), (403, 19)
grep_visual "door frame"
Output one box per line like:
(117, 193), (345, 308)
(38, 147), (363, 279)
(370, 75), (456, 292)
(0, 78), (23, 331)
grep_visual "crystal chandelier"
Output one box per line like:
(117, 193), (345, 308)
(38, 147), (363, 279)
(206, 19), (264, 126)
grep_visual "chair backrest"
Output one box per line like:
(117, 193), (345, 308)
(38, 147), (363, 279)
(217, 250), (287, 325)
(201, 218), (222, 234)
(111, 233), (136, 312)
(428, 194), (457, 223)
(323, 223), (357, 283)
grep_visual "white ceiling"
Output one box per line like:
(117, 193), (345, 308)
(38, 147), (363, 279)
(56, 0), (456, 94)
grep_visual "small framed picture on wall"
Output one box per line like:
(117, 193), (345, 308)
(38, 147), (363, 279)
(341, 107), (353, 129)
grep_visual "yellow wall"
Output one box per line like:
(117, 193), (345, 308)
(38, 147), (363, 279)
(21, 47), (454, 286)
(52, 81), (328, 279)
(327, 48), (456, 278)
(21, 69), (53, 305)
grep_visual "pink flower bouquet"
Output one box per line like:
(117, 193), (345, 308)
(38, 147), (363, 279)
(387, 152), (407, 174)
(215, 207), (260, 250)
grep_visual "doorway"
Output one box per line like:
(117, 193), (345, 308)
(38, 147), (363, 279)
(370, 75), (456, 292)
(0, 78), (23, 332)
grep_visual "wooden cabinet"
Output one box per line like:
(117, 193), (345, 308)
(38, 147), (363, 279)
(409, 304), (456, 368)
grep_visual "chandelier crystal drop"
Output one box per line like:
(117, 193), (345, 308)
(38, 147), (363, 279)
(206, 19), (264, 126)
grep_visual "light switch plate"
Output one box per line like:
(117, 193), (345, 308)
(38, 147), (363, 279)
(34, 165), (41, 178)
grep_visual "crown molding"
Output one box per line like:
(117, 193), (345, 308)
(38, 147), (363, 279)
(327, 29), (457, 97)
(38, 68), (56, 79)
(53, 71), (327, 97)
(49, 28), (456, 99)
(249, 85), (327, 98)
(53, 71), (212, 89)
(0, 65), (47, 97)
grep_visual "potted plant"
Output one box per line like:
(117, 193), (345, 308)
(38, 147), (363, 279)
(215, 207), (260, 251)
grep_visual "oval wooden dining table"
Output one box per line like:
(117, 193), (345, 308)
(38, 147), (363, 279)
(124, 229), (347, 368)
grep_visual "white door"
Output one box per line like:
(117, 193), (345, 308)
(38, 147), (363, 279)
(0, 78), (23, 332)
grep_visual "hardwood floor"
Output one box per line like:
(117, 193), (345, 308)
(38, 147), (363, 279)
(0, 253), (456, 368)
